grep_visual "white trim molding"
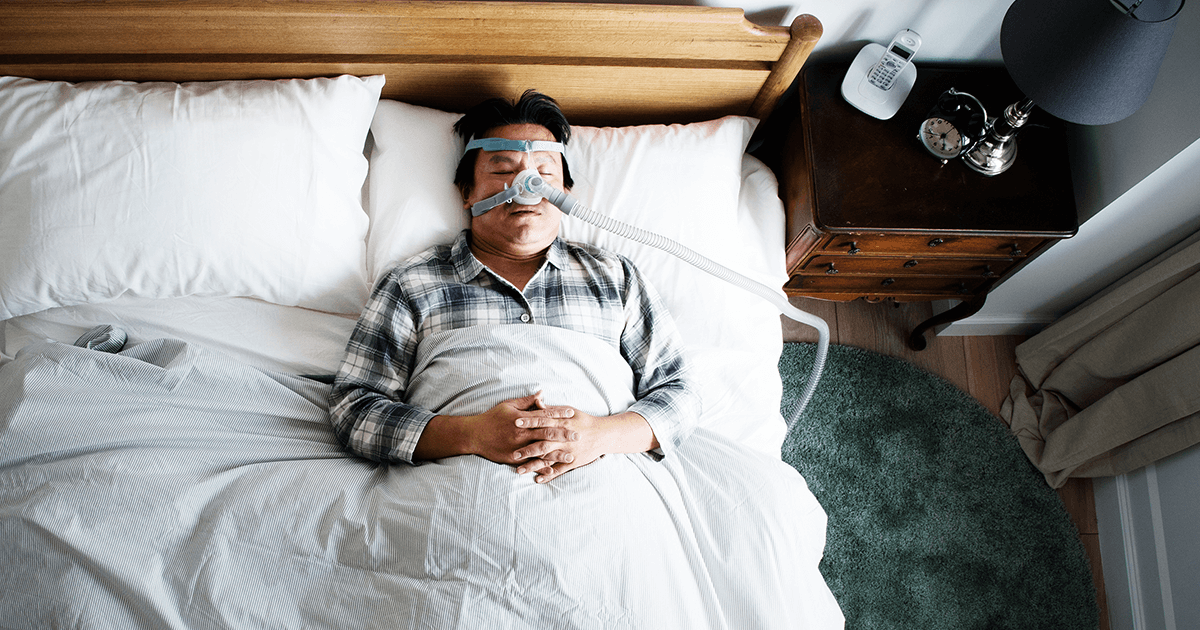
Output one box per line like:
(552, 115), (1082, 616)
(1095, 445), (1200, 630)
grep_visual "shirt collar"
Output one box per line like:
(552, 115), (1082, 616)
(451, 230), (567, 283)
(450, 230), (486, 282)
(544, 237), (568, 270)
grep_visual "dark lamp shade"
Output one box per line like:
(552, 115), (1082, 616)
(1001, 0), (1183, 125)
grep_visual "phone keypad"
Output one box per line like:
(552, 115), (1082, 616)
(868, 57), (902, 89)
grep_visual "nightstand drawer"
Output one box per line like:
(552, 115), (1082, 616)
(802, 255), (1015, 278)
(820, 234), (1043, 258)
(785, 274), (991, 296)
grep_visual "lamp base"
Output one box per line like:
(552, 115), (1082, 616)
(963, 98), (1035, 177)
(964, 134), (1019, 176)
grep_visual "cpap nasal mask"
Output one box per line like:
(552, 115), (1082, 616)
(465, 138), (830, 425)
(464, 138), (566, 217)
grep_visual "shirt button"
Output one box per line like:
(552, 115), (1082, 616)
(520, 313), (531, 323)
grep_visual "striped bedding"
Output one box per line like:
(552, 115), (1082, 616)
(0, 331), (841, 629)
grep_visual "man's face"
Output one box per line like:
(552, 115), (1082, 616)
(464, 123), (567, 259)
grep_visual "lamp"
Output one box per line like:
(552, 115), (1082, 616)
(964, 0), (1185, 176)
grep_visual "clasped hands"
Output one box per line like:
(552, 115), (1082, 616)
(466, 391), (655, 484)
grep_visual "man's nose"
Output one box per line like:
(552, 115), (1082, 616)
(512, 153), (538, 171)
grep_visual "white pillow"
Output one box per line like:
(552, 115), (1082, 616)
(559, 118), (763, 344)
(0, 74), (384, 319)
(365, 100), (467, 283)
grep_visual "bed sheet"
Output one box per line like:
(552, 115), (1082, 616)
(0, 330), (843, 629)
(0, 296), (358, 376)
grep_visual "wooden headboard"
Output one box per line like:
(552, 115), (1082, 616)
(0, 0), (821, 127)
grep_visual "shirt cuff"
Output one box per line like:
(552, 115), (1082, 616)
(627, 400), (679, 460)
(391, 406), (438, 464)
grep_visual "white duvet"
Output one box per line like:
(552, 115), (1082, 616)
(0, 328), (842, 629)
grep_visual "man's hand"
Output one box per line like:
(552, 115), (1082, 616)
(464, 392), (581, 466)
(511, 407), (658, 484)
(412, 392), (579, 465)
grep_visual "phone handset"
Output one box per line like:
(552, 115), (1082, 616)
(865, 30), (921, 91)
(840, 29), (922, 120)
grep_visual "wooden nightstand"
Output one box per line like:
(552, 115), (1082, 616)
(777, 63), (1078, 349)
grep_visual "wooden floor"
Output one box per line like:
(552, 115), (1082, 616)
(782, 296), (1109, 630)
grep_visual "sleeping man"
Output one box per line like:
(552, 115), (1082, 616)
(328, 91), (701, 484)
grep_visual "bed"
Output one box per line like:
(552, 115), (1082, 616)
(0, 1), (841, 628)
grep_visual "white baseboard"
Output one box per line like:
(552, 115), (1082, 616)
(928, 300), (1054, 337)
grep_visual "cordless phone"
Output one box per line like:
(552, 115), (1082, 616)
(840, 29), (922, 120)
(866, 30), (921, 91)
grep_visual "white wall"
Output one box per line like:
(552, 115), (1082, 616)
(770, 0), (1006, 62)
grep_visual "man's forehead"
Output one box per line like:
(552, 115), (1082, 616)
(485, 150), (558, 164)
(485, 122), (556, 140)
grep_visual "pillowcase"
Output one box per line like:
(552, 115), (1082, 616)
(0, 74), (385, 319)
(365, 100), (468, 283)
(557, 117), (762, 344)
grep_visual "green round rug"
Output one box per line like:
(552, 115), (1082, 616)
(779, 343), (1098, 630)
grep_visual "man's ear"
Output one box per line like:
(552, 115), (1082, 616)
(458, 183), (473, 210)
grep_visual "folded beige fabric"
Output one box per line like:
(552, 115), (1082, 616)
(1002, 231), (1200, 487)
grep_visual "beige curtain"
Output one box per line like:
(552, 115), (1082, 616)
(1001, 230), (1200, 488)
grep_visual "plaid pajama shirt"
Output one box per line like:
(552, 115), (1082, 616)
(328, 230), (700, 464)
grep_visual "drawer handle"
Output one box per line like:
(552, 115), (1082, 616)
(847, 242), (861, 255)
(825, 263), (839, 275)
(881, 278), (895, 286)
(1009, 244), (1024, 256)
(957, 283), (971, 295)
(928, 238), (944, 248)
(982, 266), (998, 278)
(903, 259), (919, 268)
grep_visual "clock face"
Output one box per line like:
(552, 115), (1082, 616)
(919, 117), (964, 160)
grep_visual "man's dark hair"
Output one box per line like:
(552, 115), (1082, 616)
(453, 90), (574, 197)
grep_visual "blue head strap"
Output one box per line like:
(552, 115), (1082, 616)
(463, 137), (565, 155)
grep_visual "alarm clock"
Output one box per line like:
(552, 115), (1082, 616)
(917, 88), (987, 163)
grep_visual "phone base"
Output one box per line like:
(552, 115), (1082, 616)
(841, 43), (917, 120)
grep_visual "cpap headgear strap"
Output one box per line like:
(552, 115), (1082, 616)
(463, 137), (565, 155)
(465, 137), (567, 217)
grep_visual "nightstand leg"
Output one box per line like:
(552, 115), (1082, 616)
(908, 294), (990, 351)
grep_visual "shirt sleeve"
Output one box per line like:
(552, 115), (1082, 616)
(327, 271), (435, 465)
(616, 257), (703, 458)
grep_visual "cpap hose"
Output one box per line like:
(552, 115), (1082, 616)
(514, 170), (828, 427)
